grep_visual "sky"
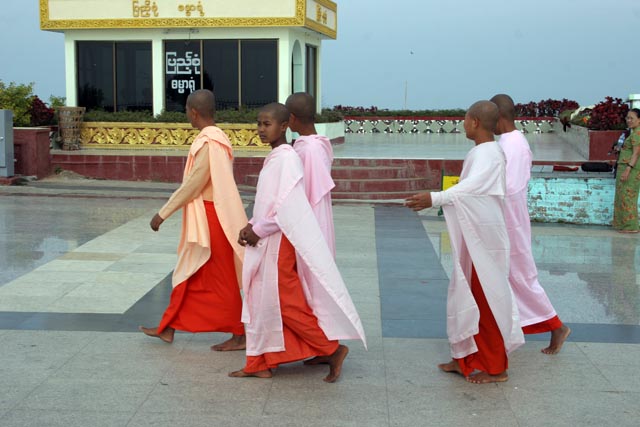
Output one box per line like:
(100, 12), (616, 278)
(1, 0), (639, 110)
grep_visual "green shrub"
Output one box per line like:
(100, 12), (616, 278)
(84, 109), (155, 122)
(318, 109), (343, 123)
(0, 81), (35, 126)
(49, 95), (66, 108)
(154, 110), (187, 123)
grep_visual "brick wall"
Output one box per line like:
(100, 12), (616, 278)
(528, 176), (616, 225)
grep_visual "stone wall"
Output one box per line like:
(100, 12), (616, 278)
(528, 175), (616, 225)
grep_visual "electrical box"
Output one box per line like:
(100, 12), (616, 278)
(0, 110), (14, 177)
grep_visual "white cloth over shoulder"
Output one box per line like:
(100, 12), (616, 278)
(498, 130), (557, 326)
(431, 141), (524, 359)
(241, 144), (366, 356)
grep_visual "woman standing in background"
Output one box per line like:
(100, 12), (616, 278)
(613, 108), (640, 233)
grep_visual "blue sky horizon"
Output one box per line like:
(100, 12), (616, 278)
(1, 0), (639, 110)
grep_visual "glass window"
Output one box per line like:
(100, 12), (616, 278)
(203, 40), (239, 111)
(116, 42), (152, 111)
(77, 42), (114, 111)
(306, 44), (318, 101)
(164, 40), (202, 112)
(240, 40), (278, 109)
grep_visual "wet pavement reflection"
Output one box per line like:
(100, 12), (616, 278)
(0, 196), (163, 286)
(423, 217), (640, 327)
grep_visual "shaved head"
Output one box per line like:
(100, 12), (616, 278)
(490, 94), (516, 121)
(260, 102), (290, 124)
(467, 100), (499, 133)
(186, 89), (215, 119)
(285, 92), (316, 124)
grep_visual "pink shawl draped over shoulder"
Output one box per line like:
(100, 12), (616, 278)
(241, 144), (366, 356)
(498, 130), (557, 326)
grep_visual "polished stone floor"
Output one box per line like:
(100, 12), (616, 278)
(0, 180), (639, 426)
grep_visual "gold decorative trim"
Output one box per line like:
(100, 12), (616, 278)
(304, 18), (336, 39)
(304, 0), (337, 39)
(79, 122), (270, 151)
(314, 0), (337, 12)
(40, 0), (307, 30)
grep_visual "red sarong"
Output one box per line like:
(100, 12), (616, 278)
(455, 266), (508, 377)
(158, 201), (244, 335)
(244, 235), (339, 373)
(522, 315), (562, 334)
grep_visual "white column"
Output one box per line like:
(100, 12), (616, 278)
(152, 38), (165, 116)
(64, 34), (77, 106)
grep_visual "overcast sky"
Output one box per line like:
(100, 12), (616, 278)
(1, 0), (639, 110)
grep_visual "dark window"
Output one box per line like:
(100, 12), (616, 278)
(306, 44), (318, 101)
(162, 39), (278, 111)
(240, 40), (278, 109)
(164, 40), (202, 112)
(116, 42), (152, 111)
(77, 41), (114, 111)
(77, 41), (152, 112)
(203, 40), (239, 111)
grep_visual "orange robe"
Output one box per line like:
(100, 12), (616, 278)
(455, 266), (508, 377)
(244, 236), (339, 373)
(155, 126), (247, 335)
(522, 316), (562, 334)
(158, 201), (244, 335)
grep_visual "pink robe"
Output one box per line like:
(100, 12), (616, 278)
(241, 144), (366, 356)
(431, 141), (524, 359)
(293, 135), (336, 257)
(172, 126), (247, 288)
(498, 130), (557, 326)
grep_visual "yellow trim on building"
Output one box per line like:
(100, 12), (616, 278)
(79, 122), (270, 151)
(40, 0), (311, 31)
(304, 18), (336, 39)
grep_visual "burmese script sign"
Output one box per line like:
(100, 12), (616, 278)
(40, 0), (336, 38)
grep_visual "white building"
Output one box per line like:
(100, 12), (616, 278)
(40, 0), (337, 115)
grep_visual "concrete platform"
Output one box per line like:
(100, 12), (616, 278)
(0, 179), (638, 426)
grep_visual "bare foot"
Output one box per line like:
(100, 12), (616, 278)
(211, 334), (246, 351)
(139, 326), (174, 343)
(324, 345), (349, 383)
(228, 369), (272, 379)
(466, 371), (508, 384)
(541, 324), (571, 355)
(438, 360), (463, 376)
(303, 355), (331, 365)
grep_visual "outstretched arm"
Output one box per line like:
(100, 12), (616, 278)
(150, 145), (210, 231)
(405, 192), (432, 211)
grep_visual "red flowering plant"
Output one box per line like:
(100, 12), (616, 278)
(515, 99), (579, 117)
(586, 96), (629, 130)
(29, 95), (55, 126)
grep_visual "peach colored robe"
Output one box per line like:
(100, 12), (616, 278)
(241, 144), (366, 356)
(293, 135), (336, 256)
(172, 126), (247, 288)
(498, 130), (557, 326)
(430, 141), (524, 359)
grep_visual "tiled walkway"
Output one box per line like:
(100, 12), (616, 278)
(0, 181), (638, 426)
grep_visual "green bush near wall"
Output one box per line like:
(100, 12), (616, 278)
(83, 108), (346, 124)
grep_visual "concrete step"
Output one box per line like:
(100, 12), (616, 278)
(331, 166), (409, 179)
(242, 175), (429, 192)
(333, 177), (430, 193)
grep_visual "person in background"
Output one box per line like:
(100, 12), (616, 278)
(613, 108), (640, 233)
